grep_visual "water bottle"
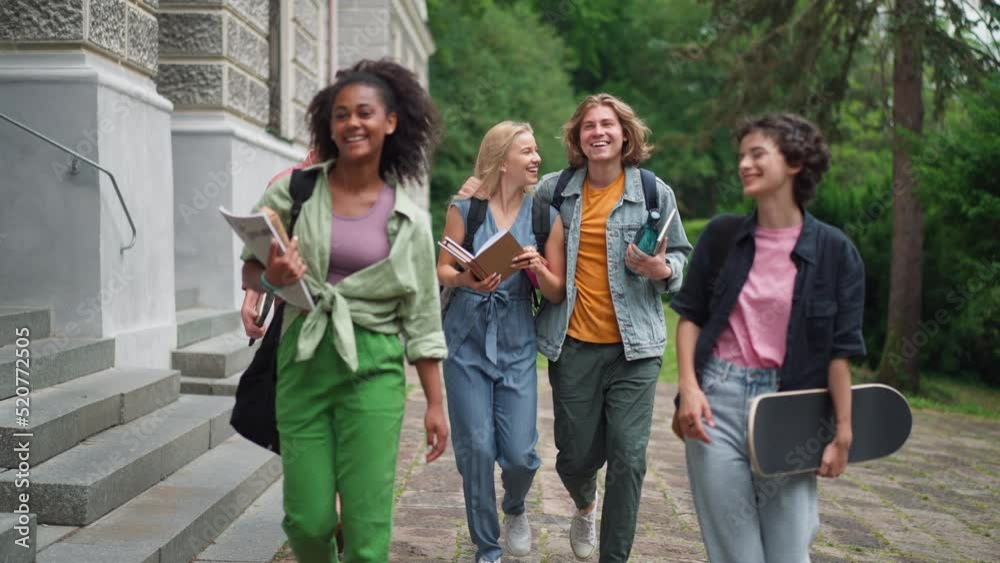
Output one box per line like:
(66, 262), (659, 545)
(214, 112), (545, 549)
(627, 209), (660, 275)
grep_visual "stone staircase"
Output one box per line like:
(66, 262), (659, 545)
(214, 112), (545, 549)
(0, 304), (287, 563)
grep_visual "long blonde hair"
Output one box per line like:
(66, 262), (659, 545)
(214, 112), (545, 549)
(459, 121), (534, 201)
(562, 93), (653, 168)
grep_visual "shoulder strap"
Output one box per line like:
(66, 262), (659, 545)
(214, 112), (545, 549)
(551, 167), (575, 212)
(639, 168), (658, 211)
(288, 168), (320, 233)
(462, 198), (488, 254)
(708, 214), (744, 278)
(531, 195), (551, 252)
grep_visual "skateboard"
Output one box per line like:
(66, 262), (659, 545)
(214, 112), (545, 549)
(748, 383), (912, 477)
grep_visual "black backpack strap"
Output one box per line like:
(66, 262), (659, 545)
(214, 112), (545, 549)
(551, 167), (575, 212)
(288, 168), (320, 233)
(639, 168), (658, 212)
(531, 194), (551, 252)
(462, 198), (489, 254)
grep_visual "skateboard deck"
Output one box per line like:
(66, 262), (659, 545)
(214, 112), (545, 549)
(748, 384), (912, 477)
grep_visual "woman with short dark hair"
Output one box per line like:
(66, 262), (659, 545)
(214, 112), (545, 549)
(672, 112), (866, 562)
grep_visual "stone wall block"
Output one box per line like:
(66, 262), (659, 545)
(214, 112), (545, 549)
(128, 6), (160, 73)
(247, 78), (269, 124)
(293, 67), (316, 105)
(158, 63), (224, 106)
(0, 0), (85, 41)
(224, 16), (268, 79)
(127, 4), (159, 72)
(226, 0), (268, 34)
(293, 29), (317, 70)
(160, 12), (224, 56)
(225, 65), (250, 115)
(89, 0), (128, 56)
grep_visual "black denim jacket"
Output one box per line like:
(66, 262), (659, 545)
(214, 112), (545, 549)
(670, 210), (866, 392)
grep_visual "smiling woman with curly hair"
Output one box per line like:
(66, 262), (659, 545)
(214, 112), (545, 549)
(241, 58), (448, 563)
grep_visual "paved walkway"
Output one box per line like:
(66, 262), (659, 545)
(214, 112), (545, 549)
(278, 368), (1000, 562)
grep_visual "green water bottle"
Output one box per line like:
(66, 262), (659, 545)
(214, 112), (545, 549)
(627, 209), (660, 275)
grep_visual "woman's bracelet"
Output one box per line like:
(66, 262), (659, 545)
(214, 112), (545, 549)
(259, 271), (283, 294)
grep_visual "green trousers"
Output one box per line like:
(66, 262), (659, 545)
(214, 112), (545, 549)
(549, 336), (661, 563)
(276, 316), (406, 563)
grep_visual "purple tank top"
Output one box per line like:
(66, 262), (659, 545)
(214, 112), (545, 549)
(327, 185), (394, 285)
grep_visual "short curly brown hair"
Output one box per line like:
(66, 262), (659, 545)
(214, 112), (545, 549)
(307, 58), (441, 185)
(734, 113), (831, 206)
(562, 93), (654, 168)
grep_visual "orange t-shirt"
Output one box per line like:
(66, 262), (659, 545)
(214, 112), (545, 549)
(567, 172), (624, 343)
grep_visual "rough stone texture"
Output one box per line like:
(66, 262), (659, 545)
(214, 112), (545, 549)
(293, 29), (317, 72)
(293, 67), (315, 105)
(294, 0), (319, 39)
(247, 77), (269, 124)
(0, 0), (85, 41)
(225, 15), (268, 80)
(159, 12), (224, 56)
(88, 0), (128, 57)
(293, 108), (308, 145)
(127, 4), (159, 72)
(225, 65), (250, 117)
(226, 0), (268, 34)
(158, 63), (224, 107)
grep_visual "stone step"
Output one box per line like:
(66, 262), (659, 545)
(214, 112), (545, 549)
(181, 372), (242, 396)
(0, 308), (50, 347)
(36, 435), (281, 563)
(0, 367), (181, 467)
(0, 337), (115, 400)
(0, 394), (236, 526)
(0, 513), (36, 563)
(194, 477), (286, 563)
(36, 524), (76, 553)
(172, 331), (258, 379)
(176, 308), (243, 348)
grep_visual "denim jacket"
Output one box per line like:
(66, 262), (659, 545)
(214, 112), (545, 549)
(670, 210), (866, 392)
(534, 167), (693, 361)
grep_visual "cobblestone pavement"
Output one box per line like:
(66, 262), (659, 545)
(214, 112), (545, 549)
(386, 368), (999, 563)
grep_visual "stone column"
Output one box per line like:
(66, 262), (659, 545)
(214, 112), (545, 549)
(0, 0), (177, 368)
(158, 0), (306, 311)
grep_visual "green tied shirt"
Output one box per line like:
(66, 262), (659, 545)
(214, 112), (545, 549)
(241, 159), (447, 371)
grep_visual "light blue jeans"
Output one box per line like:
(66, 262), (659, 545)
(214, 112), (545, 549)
(685, 356), (818, 563)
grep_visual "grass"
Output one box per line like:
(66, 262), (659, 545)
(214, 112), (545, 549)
(853, 367), (1000, 419)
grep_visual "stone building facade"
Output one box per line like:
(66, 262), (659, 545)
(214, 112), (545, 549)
(0, 0), (435, 366)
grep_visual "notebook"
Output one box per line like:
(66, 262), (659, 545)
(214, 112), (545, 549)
(438, 229), (525, 282)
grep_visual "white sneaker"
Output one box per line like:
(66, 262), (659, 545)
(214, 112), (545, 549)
(504, 511), (532, 556)
(477, 557), (501, 563)
(569, 492), (598, 560)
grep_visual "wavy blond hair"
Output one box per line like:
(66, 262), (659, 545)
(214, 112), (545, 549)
(562, 93), (653, 168)
(457, 121), (535, 201)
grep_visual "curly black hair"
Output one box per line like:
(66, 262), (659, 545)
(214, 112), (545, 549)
(307, 58), (441, 184)
(734, 113), (831, 206)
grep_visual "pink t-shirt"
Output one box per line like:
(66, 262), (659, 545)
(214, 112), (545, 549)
(713, 224), (802, 369)
(327, 185), (394, 286)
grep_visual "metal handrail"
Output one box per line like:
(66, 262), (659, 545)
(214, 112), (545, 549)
(0, 111), (137, 253)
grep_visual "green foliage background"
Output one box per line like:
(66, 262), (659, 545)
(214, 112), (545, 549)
(425, 0), (999, 386)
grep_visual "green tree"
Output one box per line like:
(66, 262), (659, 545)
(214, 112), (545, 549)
(705, 0), (1000, 392)
(426, 0), (577, 238)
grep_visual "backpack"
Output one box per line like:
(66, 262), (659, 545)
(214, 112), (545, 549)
(231, 167), (319, 454)
(532, 167), (659, 251)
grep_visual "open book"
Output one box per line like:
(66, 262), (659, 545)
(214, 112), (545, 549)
(219, 207), (316, 311)
(438, 229), (525, 282)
